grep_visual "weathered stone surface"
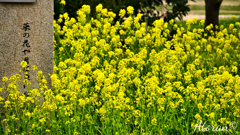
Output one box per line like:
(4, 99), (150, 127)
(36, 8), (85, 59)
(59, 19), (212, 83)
(0, 0), (35, 2)
(0, 1), (53, 98)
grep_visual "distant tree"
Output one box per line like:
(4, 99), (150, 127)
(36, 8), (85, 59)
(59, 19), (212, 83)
(205, 0), (223, 31)
(141, 0), (195, 24)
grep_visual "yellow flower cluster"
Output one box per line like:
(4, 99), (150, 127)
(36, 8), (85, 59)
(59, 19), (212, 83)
(1, 4), (240, 134)
(51, 6), (240, 132)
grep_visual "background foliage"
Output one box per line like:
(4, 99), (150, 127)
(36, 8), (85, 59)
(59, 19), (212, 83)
(54, 0), (195, 24)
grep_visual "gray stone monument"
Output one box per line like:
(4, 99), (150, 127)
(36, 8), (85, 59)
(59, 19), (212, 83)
(0, 0), (36, 2)
(0, 0), (53, 98)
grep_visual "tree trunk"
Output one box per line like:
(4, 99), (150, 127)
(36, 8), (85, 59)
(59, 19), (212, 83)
(205, 0), (222, 31)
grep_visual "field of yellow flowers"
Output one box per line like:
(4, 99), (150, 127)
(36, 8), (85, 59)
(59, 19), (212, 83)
(1, 4), (240, 135)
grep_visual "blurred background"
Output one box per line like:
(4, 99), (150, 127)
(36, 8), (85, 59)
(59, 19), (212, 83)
(182, 0), (240, 20)
(54, 0), (240, 30)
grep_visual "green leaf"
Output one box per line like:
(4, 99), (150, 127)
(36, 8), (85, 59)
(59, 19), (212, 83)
(52, 120), (57, 124)
(30, 117), (33, 121)
(19, 126), (24, 133)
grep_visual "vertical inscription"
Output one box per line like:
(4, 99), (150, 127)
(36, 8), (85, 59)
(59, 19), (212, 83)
(22, 22), (31, 89)
(0, 0), (53, 95)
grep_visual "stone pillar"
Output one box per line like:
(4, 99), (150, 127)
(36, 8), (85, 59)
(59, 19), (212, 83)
(0, 0), (53, 98)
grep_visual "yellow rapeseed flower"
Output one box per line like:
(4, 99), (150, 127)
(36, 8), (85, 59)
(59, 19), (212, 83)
(133, 110), (141, 118)
(60, 0), (66, 5)
(32, 65), (37, 70)
(134, 119), (138, 125)
(96, 4), (103, 12)
(229, 24), (234, 30)
(197, 103), (203, 111)
(209, 112), (215, 119)
(78, 98), (86, 107)
(4, 101), (10, 108)
(20, 61), (27, 68)
(2, 76), (8, 82)
(82, 5), (91, 14)
(200, 19), (205, 26)
(151, 118), (157, 125)
(193, 17), (197, 24)
(186, 19), (192, 25)
(65, 121), (70, 125)
(101, 8), (108, 17)
(0, 96), (4, 102)
(127, 6), (134, 15)
(169, 19), (174, 25)
(195, 113), (202, 121)
(63, 12), (69, 20)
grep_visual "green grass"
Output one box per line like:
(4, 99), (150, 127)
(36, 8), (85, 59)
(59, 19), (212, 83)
(175, 17), (240, 30)
(199, 13), (240, 15)
(175, 20), (203, 30)
(154, 5), (172, 11)
(190, 5), (240, 11)
(192, 13), (240, 15)
(219, 13), (240, 15)
(219, 17), (240, 27)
